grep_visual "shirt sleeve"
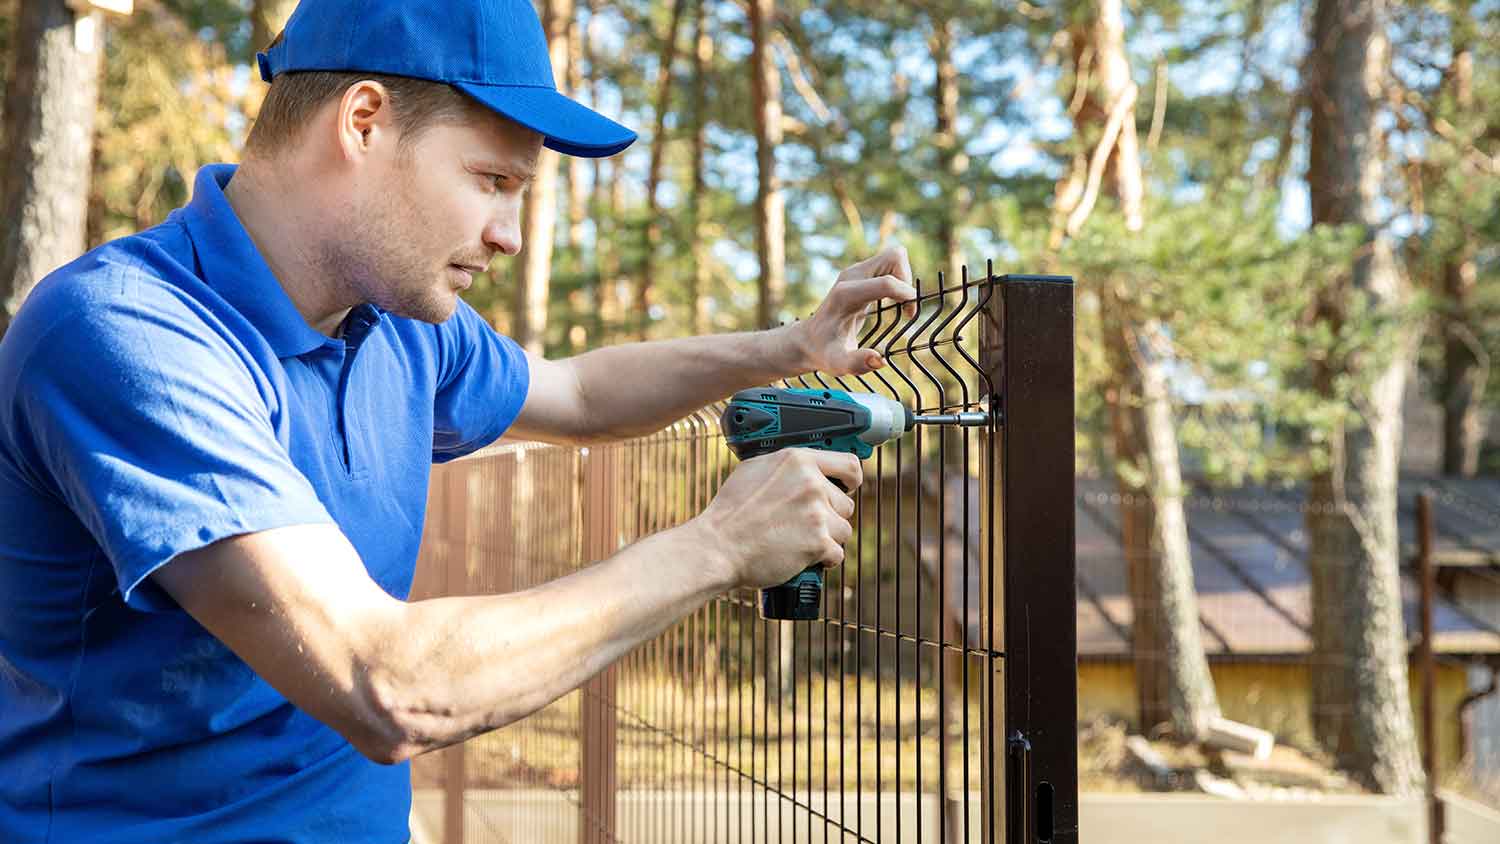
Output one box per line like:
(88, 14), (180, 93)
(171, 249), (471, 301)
(431, 299), (531, 462)
(16, 284), (334, 612)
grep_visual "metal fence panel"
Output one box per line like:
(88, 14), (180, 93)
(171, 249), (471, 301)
(409, 268), (1078, 844)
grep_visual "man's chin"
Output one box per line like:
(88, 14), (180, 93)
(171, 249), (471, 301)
(388, 293), (460, 325)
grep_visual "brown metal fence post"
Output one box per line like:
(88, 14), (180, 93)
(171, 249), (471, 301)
(581, 446), (619, 844)
(1416, 492), (1445, 844)
(986, 274), (1078, 844)
(979, 279), (1005, 844)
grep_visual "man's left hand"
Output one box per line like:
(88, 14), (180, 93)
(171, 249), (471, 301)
(792, 245), (920, 376)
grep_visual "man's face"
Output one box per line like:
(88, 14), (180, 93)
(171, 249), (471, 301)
(327, 110), (541, 324)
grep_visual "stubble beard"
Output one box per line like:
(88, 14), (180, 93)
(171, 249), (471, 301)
(320, 176), (460, 325)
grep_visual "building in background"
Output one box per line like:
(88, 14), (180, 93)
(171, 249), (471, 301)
(1075, 472), (1500, 794)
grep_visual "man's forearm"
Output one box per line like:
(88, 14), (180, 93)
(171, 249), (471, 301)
(568, 324), (810, 442)
(368, 519), (732, 760)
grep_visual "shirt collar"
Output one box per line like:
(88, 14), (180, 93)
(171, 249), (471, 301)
(178, 163), (341, 358)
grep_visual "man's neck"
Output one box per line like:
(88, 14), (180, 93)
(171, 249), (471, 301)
(223, 160), (354, 337)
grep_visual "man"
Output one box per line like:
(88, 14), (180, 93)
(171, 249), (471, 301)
(0, 0), (918, 840)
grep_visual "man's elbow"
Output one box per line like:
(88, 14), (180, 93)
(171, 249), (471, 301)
(340, 663), (523, 765)
(337, 665), (444, 765)
(340, 698), (421, 765)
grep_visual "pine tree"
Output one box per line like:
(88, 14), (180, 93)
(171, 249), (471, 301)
(1303, 0), (1424, 795)
(1048, 0), (1221, 743)
(747, 0), (786, 329)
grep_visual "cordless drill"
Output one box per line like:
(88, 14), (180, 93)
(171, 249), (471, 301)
(720, 386), (987, 620)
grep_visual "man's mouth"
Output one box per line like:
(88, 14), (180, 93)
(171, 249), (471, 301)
(448, 264), (480, 289)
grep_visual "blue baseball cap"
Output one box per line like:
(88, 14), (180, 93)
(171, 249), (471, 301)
(256, 0), (636, 158)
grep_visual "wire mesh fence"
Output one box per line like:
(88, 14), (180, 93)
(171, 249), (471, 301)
(408, 268), (1078, 844)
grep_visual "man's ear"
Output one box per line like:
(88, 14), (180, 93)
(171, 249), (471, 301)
(335, 80), (395, 162)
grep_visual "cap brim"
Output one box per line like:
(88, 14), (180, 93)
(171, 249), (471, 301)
(454, 82), (636, 158)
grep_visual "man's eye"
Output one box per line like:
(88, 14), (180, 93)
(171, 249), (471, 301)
(487, 173), (506, 190)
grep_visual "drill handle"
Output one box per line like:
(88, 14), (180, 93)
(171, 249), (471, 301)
(759, 473), (848, 621)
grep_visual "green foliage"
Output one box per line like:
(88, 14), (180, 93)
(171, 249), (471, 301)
(1010, 184), (1363, 484)
(1394, 0), (1500, 424)
(88, 0), (248, 244)
(2, 0), (1493, 477)
(160, 0), (257, 64)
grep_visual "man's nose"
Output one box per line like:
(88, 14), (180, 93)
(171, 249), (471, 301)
(482, 211), (523, 257)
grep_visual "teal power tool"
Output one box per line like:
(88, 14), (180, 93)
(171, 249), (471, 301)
(720, 386), (988, 620)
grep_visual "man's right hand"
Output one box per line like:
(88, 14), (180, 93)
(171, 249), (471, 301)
(692, 448), (862, 590)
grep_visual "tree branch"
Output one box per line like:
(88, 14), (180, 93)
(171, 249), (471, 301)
(1068, 44), (1096, 117)
(770, 30), (842, 130)
(1066, 82), (1139, 238)
(1146, 57), (1167, 151)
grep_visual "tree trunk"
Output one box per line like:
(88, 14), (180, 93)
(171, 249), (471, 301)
(0, 0), (102, 337)
(513, 0), (573, 355)
(565, 6), (588, 264)
(251, 0), (297, 53)
(687, 0), (712, 336)
(929, 15), (964, 286)
(748, 0), (785, 330)
(1103, 301), (1221, 739)
(1304, 0), (1424, 796)
(564, 2), (588, 349)
(583, 0), (617, 346)
(1437, 27), (1483, 477)
(598, 157), (625, 343)
(637, 0), (686, 341)
(1065, 0), (1220, 741)
(1440, 254), (1483, 476)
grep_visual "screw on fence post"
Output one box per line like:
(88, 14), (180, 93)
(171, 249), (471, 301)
(1416, 491), (1444, 844)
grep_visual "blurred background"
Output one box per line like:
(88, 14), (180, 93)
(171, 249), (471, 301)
(2, 0), (1499, 838)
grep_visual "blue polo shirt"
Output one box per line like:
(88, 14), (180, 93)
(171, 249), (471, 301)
(0, 164), (530, 842)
